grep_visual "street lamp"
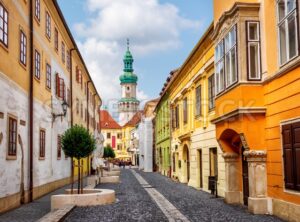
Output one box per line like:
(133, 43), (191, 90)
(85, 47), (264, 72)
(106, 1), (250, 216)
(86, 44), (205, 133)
(52, 100), (68, 122)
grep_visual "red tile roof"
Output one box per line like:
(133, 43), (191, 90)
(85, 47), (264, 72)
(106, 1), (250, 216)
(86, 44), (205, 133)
(99, 110), (121, 129)
(123, 111), (143, 127)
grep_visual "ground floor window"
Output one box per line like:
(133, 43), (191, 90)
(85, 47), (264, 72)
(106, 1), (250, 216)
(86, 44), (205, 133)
(282, 121), (300, 191)
(209, 148), (218, 177)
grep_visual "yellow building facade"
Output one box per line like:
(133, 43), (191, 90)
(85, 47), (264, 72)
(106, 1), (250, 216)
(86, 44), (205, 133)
(212, 0), (300, 220)
(0, 0), (101, 213)
(168, 24), (225, 196)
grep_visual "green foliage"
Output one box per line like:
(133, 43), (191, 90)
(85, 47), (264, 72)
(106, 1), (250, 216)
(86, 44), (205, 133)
(103, 145), (116, 159)
(61, 125), (96, 160)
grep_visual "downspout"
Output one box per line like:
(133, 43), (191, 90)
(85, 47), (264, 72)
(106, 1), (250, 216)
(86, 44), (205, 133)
(86, 81), (91, 175)
(86, 81), (91, 131)
(93, 93), (96, 131)
(69, 48), (75, 193)
(29, 0), (34, 202)
(70, 48), (76, 127)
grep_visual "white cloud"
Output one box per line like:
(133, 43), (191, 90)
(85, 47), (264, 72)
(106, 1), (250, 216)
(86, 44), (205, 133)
(74, 0), (201, 108)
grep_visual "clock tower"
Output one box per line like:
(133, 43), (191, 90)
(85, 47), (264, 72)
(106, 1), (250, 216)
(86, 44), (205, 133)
(118, 40), (140, 126)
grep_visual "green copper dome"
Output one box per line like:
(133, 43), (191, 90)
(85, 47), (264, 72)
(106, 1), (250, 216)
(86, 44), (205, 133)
(120, 39), (138, 84)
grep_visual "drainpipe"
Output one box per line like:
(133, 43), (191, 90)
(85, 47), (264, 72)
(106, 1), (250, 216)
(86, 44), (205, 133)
(70, 48), (76, 127)
(29, 0), (34, 202)
(69, 48), (75, 193)
(86, 81), (91, 132)
(86, 81), (91, 175)
(93, 93), (96, 131)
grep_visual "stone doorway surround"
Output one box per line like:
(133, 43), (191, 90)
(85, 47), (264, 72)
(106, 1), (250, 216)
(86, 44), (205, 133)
(243, 150), (269, 215)
(223, 150), (269, 215)
(223, 152), (240, 204)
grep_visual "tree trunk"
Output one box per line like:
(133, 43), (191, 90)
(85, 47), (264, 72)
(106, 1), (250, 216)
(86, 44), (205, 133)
(81, 159), (84, 194)
(77, 159), (80, 194)
(71, 160), (74, 194)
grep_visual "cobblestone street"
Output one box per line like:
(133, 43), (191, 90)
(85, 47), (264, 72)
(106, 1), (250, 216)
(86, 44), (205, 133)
(65, 169), (283, 222)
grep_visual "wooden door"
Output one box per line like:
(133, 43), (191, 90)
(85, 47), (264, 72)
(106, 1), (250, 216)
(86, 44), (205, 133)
(187, 148), (190, 182)
(242, 146), (249, 205)
(199, 150), (203, 188)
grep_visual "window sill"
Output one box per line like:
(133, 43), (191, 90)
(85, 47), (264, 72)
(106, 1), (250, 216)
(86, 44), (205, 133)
(263, 56), (300, 85)
(34, 76), (40, 82)
(19, 61), (27, 70)
(46, 86), (51, 92)
(0, 42), (9, 53)
(208, 108), (215, 113)
(215, 81), (262, 99)
(45, 34), (51, 42)
(283, 188), (300, 196)
(6, 155), (17, 160)
(39, 157), (45, 160)
(34, 16), (40, 25)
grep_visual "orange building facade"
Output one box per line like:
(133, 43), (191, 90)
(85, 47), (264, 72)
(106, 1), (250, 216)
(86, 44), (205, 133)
(212, 0), (300, 220)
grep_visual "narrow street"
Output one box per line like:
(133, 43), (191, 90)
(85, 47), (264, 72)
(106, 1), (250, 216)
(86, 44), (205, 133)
(65, 169), (282, 222)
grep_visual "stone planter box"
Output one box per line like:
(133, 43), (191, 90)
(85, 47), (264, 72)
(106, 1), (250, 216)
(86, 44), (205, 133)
(103, 171), (120, 176)
(51, 189), (115, 210)
(100, 176), (120, 183)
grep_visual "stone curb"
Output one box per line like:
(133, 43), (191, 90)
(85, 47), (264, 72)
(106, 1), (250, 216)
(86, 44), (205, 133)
(37, 205), (75, 222)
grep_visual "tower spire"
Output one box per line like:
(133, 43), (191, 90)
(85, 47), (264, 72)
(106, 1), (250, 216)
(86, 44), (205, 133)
(127, 38), (130, 51)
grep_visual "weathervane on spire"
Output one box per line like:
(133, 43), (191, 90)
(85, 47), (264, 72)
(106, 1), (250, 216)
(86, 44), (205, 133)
(127, 38), (130, 50)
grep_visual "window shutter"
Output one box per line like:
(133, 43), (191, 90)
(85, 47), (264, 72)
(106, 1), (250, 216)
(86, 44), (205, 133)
(62, 80), (65, 100)
(67, 89), (71, 105)
(76, 66), (79, 82)
(56, 73), (59, 96)
(282, 124), (295, 189)
(292, 122), (300, 191)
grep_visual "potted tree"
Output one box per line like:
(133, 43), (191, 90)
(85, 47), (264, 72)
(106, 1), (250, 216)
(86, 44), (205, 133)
(62, 125), (96, 194)
(51, 125), (116, 210)
(103, 145), (116, 170)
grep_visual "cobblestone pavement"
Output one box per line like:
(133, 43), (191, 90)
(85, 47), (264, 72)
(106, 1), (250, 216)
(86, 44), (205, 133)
(0, 182), (82, 222)
(138, 170), (283, 222)
(64, 169), (168, 222)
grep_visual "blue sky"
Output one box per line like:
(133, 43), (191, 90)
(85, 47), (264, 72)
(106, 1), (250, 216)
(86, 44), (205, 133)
(57, 0), (213, 108)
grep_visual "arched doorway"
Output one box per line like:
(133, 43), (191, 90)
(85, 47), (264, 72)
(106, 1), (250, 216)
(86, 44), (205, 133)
(219, 129), (249, 205)
(182, 144), (190, 183)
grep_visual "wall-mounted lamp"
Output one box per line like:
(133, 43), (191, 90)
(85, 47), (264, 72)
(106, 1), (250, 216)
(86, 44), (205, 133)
(52, 100), (68, 122)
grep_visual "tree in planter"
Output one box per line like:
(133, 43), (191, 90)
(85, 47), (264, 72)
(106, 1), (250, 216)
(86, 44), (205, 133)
(103, 145), (116, 159)
(103, 146), (116, 169)
(61, 125), (96, 194)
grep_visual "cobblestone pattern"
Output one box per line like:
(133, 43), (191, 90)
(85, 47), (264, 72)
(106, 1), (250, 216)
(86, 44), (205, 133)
(64, 169), (168, 222)
(131, 170), (189, 222)
(0, 182), (84, 222)
(37, 205), (75, 222)
(139, 170), (283, 222)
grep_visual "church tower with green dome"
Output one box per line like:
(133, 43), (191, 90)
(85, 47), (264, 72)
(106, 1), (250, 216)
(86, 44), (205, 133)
(118, 39), (140, 126)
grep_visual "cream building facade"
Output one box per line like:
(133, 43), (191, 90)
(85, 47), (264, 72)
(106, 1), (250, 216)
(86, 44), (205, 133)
(168, 24), (225, 196)
(0, 0), (101, 213)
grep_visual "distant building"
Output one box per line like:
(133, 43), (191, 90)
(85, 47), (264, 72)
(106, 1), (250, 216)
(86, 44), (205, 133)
(138, 99), (159, 172)
(118, 40), (140, 126)
(99, 110), (122, 157)
(122, 111), (142, 162)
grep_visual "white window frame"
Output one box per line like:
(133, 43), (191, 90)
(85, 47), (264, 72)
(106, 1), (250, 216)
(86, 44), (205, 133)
(0, 3), (8, 47)
(247, 21), (261, 80)
(46, 11), (51, 39)
(277, 0), (299, 66)
(35, 0), (40, 21)
(224, 25), (238, 88)
(215, 40), (225, 94)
